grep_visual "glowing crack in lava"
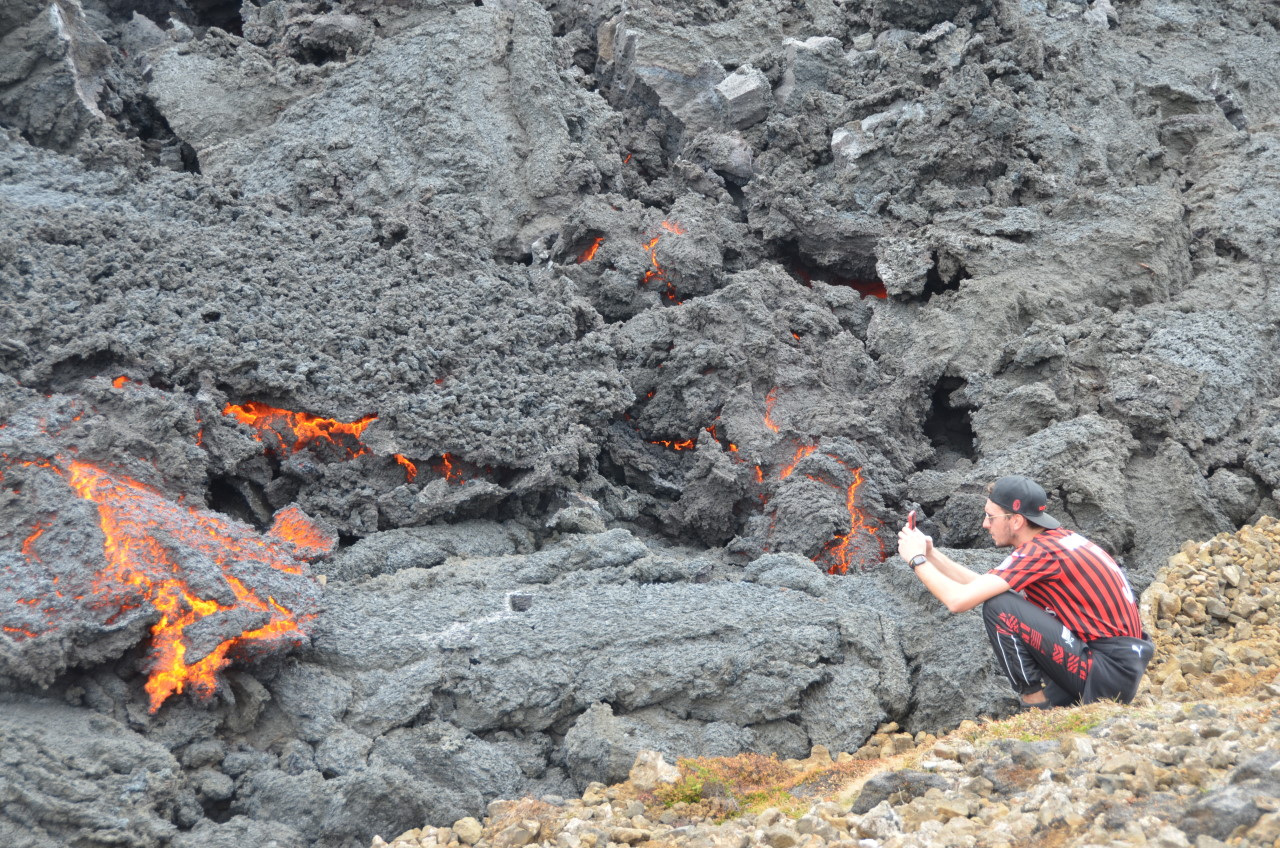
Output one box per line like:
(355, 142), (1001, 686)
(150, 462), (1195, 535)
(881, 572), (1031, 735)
(636, 394), (883, 572)
(818, 465), (884, 575)
(763, 388), (782, 433)
(223, 401), (376, 459)
(643, 221), (686, 303)
(779, 444), (817, 479)
(648, 424), (737, 453)
(768, 439), (884, 574)
(394, 454), (418, 482)
(432, 453), (464, 483)
(577, 236), (604, 263)
(20, 460), (332, 712)
(650, 438), (697, 451)
(223, 401), (437, 484)
(790, 266), (888, 300)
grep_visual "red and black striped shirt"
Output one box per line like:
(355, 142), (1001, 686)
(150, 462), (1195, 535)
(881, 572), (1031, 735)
(990, 527), (1143, 643)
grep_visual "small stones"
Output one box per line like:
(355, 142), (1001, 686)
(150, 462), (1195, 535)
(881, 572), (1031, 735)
(628, 750), (680, 791)
(453, 817), (483, 845)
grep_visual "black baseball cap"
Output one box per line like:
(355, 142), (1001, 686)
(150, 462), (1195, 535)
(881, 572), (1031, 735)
(989, 475), (1061, 529)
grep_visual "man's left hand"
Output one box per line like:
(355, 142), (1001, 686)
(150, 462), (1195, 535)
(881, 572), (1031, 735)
(897, 525), (930, 563)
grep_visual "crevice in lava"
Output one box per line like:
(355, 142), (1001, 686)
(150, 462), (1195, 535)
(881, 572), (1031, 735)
(1214, 237), (1247, 261)
(923, 251), (971, 298)
(185, 0), (245, 36)
(205, 474), (264, 527)
(121, 94), (202, 174)
(571, 232), (605, 263)
(200, 796), (234, 825)
(923, 376), (977, 465)
(775, 240), (887, 300)
(38, 353), (133, 393)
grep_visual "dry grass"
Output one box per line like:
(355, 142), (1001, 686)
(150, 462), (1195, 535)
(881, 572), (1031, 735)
(634, 700), (1140, 823)
(953, 699), (1123, 744)
(638, 752), (890, 820)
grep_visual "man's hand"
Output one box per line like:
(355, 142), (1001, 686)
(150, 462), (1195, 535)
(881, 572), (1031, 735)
(897, 524), (932, 563)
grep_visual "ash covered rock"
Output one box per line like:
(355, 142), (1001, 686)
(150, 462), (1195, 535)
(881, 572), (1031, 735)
(0, 695), (199, 847)
(3, 0), (1280, 845)
(0, 0), (115, 151)
(184, 0), (621, 256)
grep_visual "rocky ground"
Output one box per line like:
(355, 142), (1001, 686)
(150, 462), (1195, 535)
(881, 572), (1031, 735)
(371, 517), (1280, 848)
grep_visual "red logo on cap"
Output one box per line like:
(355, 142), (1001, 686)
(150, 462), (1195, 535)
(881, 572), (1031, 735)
(1012, 498), (1021, 511)
(1038, 505), (1045, 511)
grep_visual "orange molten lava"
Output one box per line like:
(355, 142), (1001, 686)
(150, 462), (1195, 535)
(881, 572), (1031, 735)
(223, 402), (454, 484)
(112, 376), (129, 388)
(62, 460), (329, 712)
(641, 221), (685, 303)
(393, 454), (417, 482)
(705, 424), (737, 451)
(21, 524), (45, 558)
(764, 388), (781, 433)
(223, 402), (376, 459)
(821, 466), (883, 575)
(651, 438), (696, 451)
(433, 453), (463, 483)
(578, 236), (604, 263)
(267, 505), (338, 559)
(779, 445), (817, 480)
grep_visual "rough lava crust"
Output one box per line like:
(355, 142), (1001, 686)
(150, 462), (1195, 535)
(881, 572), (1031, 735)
(3, 0), (1280, 845)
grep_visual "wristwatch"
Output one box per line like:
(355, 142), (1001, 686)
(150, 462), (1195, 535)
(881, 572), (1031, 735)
(907, 554), (928, 570)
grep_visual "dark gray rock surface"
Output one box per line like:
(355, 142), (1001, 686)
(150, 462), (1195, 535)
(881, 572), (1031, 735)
(3, 0), (1280, 844)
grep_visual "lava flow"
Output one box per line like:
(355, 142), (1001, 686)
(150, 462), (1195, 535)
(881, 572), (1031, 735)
(643, 221), (686, 303)
(577, 235), (604, 263)
(223, 401), (376, 460)
(638, 390), (883, 573)
(26, 459), (331, 712)
(818, 465), (883, 575)
(223, 401), (434, 485)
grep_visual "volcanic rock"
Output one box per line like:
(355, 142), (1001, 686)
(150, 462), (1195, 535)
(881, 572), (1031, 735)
(4, 0), (1280, 845)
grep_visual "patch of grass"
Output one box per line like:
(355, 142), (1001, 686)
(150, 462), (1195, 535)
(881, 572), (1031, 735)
(650, 753), (884, 821)
(957, 701), (1120, 744)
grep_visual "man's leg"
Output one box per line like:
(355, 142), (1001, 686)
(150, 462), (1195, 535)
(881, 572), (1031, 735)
(982, 592), (1091, 707)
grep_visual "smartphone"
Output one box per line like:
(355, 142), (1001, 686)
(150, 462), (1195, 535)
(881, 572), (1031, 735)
(907, 509), (917, 530)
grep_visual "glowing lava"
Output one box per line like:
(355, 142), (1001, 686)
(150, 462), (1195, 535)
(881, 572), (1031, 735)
(578, 236), (604, 263)
(393, 454), (418, 482)
(642, 221), (686, 303)
(778, 445), (817, 479)
(764, 388), (782, 433)
(820, 466), (883, 575)
(433, 453), (463, 483)
(223, 401), (434, 485)
(650, 438), (697, 451)
(648, 423), (738, 453)
(223, 401), (376, 459)
(59, 460), (330, 712)
(790, 266), (888, 299)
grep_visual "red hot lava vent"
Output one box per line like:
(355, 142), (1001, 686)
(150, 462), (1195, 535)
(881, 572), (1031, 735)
(3, 457), (332, 713)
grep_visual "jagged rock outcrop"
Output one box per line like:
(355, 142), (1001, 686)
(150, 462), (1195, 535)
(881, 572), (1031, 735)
(3, 0), (1280, 845)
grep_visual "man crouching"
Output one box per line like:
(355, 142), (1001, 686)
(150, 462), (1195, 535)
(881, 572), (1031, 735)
(898, 475), (1154, 708)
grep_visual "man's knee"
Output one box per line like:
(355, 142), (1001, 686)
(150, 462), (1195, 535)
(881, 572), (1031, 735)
(981, 591), (1022, 625)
